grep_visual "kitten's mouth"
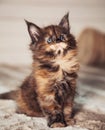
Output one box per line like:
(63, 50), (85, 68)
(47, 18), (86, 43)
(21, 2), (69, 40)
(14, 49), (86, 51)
(58, 50), (61, 55)
(56, 47), (63, 55)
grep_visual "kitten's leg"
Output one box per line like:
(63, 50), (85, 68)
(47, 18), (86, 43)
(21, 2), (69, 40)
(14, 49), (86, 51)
(38, 93), (67, 128)
(63, 79), (76, 126)
(64, 101), (75, 126)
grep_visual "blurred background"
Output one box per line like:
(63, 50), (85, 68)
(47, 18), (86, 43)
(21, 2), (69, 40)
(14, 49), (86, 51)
(0, 1), (105, 129)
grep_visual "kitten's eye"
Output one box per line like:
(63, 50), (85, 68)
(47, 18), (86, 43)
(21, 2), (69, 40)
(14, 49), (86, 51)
(60, 34), (65, 41)
(47, 37), (52, 44)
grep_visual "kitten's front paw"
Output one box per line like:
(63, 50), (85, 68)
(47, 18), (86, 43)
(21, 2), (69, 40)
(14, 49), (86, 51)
(50, 122), (66, 128)
(66, 118), (76, 126)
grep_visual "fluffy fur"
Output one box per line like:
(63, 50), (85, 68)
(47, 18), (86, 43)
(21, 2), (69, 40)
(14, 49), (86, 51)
(0, 13), (79, 128)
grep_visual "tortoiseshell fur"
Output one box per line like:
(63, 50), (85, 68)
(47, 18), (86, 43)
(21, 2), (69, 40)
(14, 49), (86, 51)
(0, 13), (79, 128)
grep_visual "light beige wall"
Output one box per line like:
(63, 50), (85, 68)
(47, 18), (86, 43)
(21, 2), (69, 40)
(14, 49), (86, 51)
(0, 0), (105, 65)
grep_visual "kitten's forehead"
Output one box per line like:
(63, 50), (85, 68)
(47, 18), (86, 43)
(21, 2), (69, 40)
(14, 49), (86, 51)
(43, 25), (64, 36)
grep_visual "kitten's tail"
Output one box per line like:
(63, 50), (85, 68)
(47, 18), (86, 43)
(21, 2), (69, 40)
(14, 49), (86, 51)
(0, 90), (18, 100)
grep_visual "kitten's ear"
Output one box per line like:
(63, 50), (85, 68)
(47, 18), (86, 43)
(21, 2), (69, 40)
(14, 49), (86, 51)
(25, 20), (41, 43)
(59, 13), (70, 33)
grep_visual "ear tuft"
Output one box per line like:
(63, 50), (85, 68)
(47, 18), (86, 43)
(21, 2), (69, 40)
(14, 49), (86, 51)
(25, 20), (41, 43)
(59, 12), (70, 33)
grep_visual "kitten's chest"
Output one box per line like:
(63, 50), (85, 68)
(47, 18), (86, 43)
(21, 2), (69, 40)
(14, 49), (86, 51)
(52, 56), (78, 81)
(54, 56), (78, 72)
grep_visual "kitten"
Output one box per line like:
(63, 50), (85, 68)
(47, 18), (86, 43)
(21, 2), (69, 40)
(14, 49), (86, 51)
(0, 13), (79, 128)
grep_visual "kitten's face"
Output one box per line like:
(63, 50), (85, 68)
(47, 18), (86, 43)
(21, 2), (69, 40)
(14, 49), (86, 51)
(26, 13), (76, 60)
(42, 26), (69, 56)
